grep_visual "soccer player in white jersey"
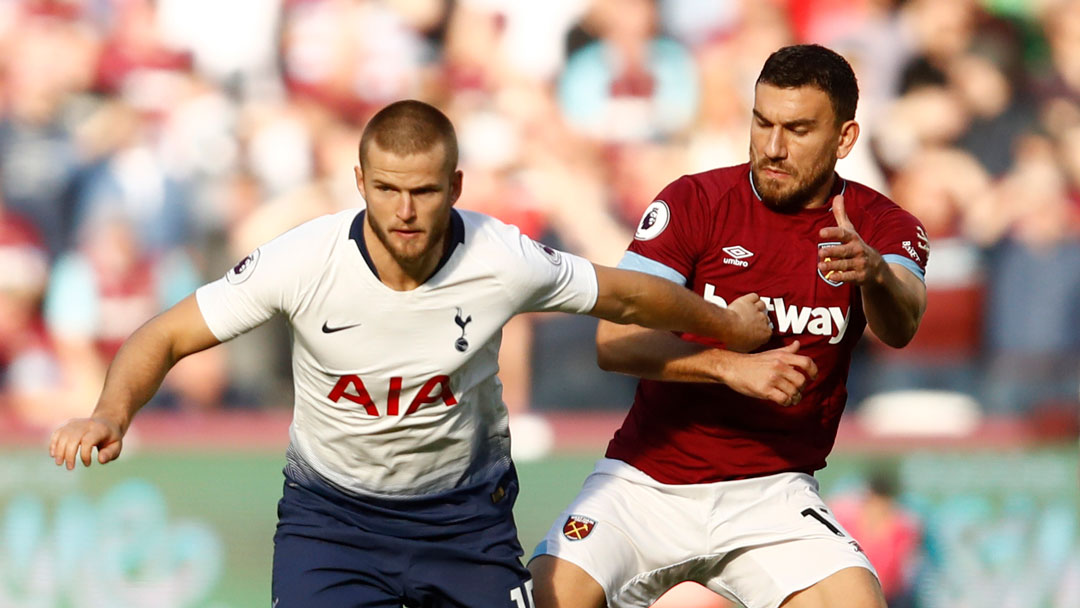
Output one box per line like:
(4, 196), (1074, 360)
(48, 100), (782, 607)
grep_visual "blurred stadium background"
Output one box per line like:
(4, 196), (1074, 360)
(0, 0), (1077, 606)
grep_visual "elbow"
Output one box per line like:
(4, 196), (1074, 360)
(596, 345), (618, 371)
(595, 322), (620, 371)
(878, 320), (919, 349)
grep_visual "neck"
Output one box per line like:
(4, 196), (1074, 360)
(363, 220), (449, 291)
(801, 174), (838, 210)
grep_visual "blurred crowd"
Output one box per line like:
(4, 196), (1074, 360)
(2, 0), (1079, 429)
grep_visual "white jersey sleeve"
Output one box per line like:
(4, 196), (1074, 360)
(195, 217), (332, 340)
(486, 222), (598, 315)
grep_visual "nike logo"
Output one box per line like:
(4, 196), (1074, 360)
(322, 321), (361, 334)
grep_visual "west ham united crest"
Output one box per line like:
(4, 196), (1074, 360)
(562, 515), (596, 541)
(817, 241), (843, 287)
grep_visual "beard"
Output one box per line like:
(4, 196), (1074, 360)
(367, 215), (435, 268)
(750, 154), (835, 213)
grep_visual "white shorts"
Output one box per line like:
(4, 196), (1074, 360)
(531, 459), (876, 608)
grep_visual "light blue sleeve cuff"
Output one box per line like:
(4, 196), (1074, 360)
(616, 251), (687, 285)
(883, 254), (925, 283)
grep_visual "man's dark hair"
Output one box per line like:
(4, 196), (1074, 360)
(757, 44), (859, 124)
(359, 100), (459, 172)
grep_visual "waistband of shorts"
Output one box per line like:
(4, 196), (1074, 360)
(283, 447), (519, 535)
(596, 458), (818, 491)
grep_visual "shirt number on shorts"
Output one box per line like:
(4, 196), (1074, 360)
(801, 507), (844, 537)
(510, 580), (534, 608)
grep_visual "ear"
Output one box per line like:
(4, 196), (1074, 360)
(449, 170), (463, 207)
(354, 165), (366, 199)
(835, 120), (860, 160)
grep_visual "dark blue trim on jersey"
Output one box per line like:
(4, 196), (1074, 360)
(882, 253), (925, 283)
(617, 251), (687, 285)
(349, 209), (466, 281)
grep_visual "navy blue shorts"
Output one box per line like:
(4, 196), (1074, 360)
(271, 464), (534, 607)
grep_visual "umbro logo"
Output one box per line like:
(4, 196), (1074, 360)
(722, 245), (753, 268)
(322, 321), (362, 334)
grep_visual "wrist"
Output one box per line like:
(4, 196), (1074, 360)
(708, 348), (739, 384)
(90, 407), (130, 435)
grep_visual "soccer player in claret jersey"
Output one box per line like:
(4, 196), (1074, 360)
(47, 100), (779, 607)
(530, 45), (929, 608)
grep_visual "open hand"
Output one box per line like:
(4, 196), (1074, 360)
(817, 195), (886, 285)
(724, 341), (818, 406)
(725, 292), (772, 353)
(49, 417), (125, 470)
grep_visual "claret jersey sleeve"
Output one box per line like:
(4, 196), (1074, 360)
(860, 195), (930, 283)
(195, 216), (333, 341)
(620, 175), (712, 285)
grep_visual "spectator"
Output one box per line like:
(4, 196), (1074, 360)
(558, 0), (698, 142)
(831, 471), (924, 608)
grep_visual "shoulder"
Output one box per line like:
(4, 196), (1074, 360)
(842, 179), (923, 230)
(225, 210), (354, 283)
(458, 209), (577, 274)
(653, 164), (748, 213)
(459, 209), (528, 252)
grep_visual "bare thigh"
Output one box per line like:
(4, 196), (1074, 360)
(780, 567), (886, 608)
(529, 554), (607, 608)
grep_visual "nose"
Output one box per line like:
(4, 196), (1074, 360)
(764, 126), (786, 161)
(396, 194), (417, 222)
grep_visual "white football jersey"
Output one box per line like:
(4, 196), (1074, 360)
(196, 209), (598, 497)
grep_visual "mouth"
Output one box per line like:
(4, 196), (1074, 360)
(392, 228), (423, 239)
(759, 166), (790, 179)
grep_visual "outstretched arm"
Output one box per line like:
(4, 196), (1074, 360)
(588, 265), (817, 406)
(50, 294), (220, 469)
(588, 265), (771, 353)
(596, 320), (818, 406)
(816, 195), (927, 347)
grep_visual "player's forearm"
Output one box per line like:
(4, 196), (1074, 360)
(590, 266), (740, 340)
(91, 321), (183, 434)
(596, 321), (731, 383)
(92, 294), (221, 434)
(862, 264), (926, 348)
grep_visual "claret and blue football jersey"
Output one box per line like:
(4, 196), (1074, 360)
(610, 164), (929, 483)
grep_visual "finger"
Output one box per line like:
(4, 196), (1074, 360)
(831, 195), (854, 230)
(783, 367), (810, 391)
(53, 433), (68, 465)
(770, 374), (801, 406)
(80, 443), (95, 468)
(756, 299), (766, 312)
(64, 434), (83, 470)
(819, 257), (861, 274)
(782, 354), (818, 379)
(49, 428), (60, 459)
(817, 226), (854, 243)
(779, 340), (800, 354)
(732, 292), (761, 304)
(823, 270), (860, 284)
(817, 242), (859, 260)
(98, 441), (122, 464)
(766, 387), (790, 405)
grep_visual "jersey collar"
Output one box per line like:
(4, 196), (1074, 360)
(747, 167), (848, 205)
(348, 209), (466, 282)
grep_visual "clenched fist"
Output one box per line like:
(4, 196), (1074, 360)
(725, 292), (772, 353)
